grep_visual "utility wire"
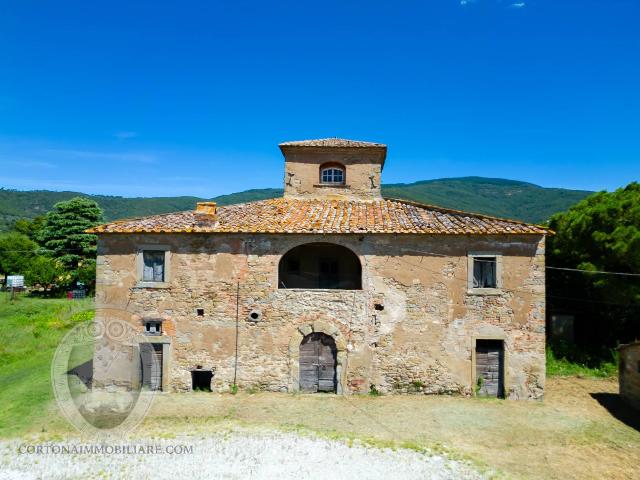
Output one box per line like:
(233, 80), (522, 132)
(2, 245), (640, 278)
(283, 254), (640, 307)
(546, 294), (640, 307)
(546, 266), (640, 277)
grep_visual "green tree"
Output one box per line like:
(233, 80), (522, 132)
(0, 232), (38, 283)
(24, 256), (61, 289)
(547, 182), (640, 351)
(12, 215), (46, 240)
(38, 197), (103, 287)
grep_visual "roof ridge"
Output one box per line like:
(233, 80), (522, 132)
(279, 138), (386, 148)
(384, 197), (552, 231)
(96, 209), (194, 225)
(89, 196), (551, 235)
(86, 210), (198, 233)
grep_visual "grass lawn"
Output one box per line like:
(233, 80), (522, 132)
(0, 292), (93, 437)
(1, 292), (638, 479)
(546, 345), (618, 378)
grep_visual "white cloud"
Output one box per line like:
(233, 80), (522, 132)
(460, 0), (474, 5)
(44, 149), (155, 164)
(0, 175), (217, 197)
(8, 160), (56, 169)
(510, 2), (526, 7)
(114, 131), (138, 139)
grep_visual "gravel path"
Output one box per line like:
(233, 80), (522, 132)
(0, 431), (483, 480)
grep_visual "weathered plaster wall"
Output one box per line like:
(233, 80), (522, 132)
(94, 233), (546, 399)
(282, 148), (384, 200)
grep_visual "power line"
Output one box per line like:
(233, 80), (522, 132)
(546, 266), (640, 277)
(396, 246), (640, 278)
(547, 294), (640, 308)
(2, 244), (640, 277)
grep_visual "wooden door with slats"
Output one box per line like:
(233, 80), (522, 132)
(299, 333), (337, 393)
(475, 339), (504, 398)
(140, 343), (163, 391)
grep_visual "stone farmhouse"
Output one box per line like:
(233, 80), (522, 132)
(90, 138), (549, 399)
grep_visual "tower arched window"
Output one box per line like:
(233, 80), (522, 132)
(320, 163), (345, 185)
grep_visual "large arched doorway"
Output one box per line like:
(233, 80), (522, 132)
(279, 242), (362, 290)
(299, 333), (337, 393)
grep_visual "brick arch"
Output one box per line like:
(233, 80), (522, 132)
(288, 320), (347, 394)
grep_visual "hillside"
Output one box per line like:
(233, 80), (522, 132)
(0, 178), (592, 230)
(381, 177), (592, 223)
(0, 188), (283, 231)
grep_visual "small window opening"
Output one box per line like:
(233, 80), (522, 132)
(374, 303), (384, 311)
(144, 321), (162, 335)
(249, 311), (260, 321)
(191, 369), (213, 391)
(196, 308), (205, 317)
(473, 256), (497, 288)
(142, 250), (165, 282)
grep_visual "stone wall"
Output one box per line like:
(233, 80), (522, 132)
(94, 232), (546, 399)
(619, 342), (640, 410)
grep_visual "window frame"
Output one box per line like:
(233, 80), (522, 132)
(136, 245), (171, 288)
(467, 252), (503, 295)
(319, 163), (346, 186)
(143, 320), (163, 336)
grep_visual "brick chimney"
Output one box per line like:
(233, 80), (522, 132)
(195, 202), (217, 216)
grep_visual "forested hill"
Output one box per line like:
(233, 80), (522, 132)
(381, 177), (592, 224)
(0, 177), (592, 230)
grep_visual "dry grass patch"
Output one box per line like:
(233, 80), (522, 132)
(134, 378), (639, 480)
(19, 377), (640, 479)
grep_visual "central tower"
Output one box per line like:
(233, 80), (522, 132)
(279, 138), (387, 201)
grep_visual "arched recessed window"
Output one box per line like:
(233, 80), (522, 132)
(320, 163), (345, 185)
(279, 242), (362, 290)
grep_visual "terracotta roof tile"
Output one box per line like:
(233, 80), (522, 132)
(88, 198), (551, 235)
(279, 138), (386, 148)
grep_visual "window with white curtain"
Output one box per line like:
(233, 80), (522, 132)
(473, 256), (497, 288)
(467, 252), (502, 293)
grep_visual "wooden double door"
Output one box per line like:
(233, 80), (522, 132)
(299, 333), (337, 393)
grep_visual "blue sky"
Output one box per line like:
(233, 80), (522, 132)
(1, 0), (639, 197)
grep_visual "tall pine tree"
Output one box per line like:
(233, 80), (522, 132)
(39, 197), (103, 287)
(547, 182), (640, 352)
